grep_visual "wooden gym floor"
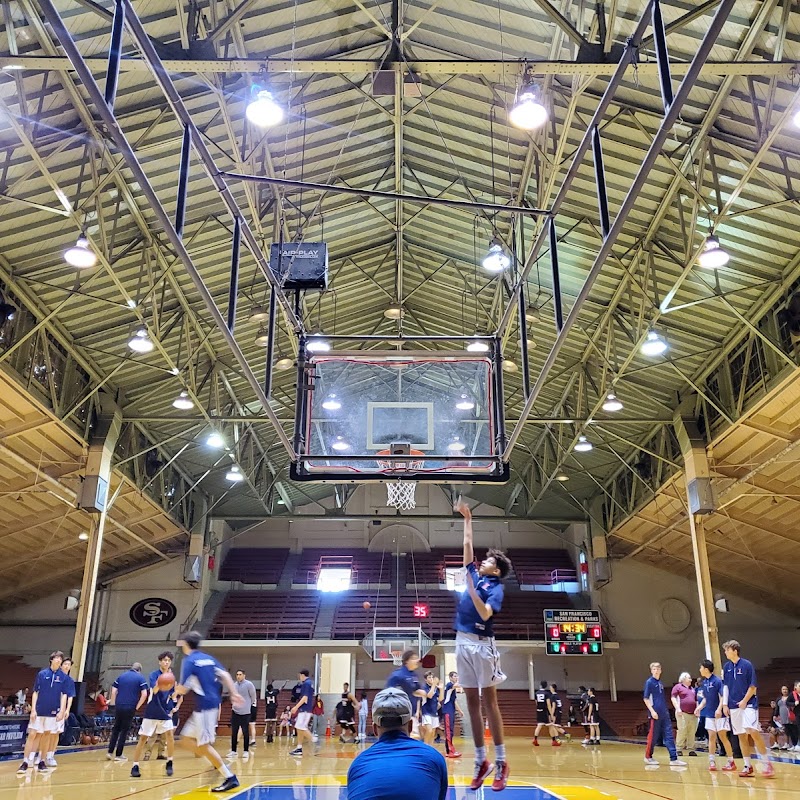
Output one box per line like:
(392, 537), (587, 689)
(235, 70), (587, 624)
(1, 737), (797, 799)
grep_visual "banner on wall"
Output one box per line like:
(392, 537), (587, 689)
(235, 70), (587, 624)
(0, 717), (28, 754)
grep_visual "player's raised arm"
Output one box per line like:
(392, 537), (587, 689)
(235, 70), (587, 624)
(454, 497), (473, 566)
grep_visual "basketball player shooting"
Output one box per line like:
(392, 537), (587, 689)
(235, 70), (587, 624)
(453, 497), (511, 791)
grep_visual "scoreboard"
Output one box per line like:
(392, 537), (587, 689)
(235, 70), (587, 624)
(544, 609), (603, 656)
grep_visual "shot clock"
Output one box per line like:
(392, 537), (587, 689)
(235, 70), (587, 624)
(543, 609), (603, 655)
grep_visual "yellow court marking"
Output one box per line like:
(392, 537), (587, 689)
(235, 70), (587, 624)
(546, 787), (619, 800)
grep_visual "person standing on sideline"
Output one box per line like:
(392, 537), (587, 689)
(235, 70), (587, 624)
(347, 688), (448, 800)
(792, 682), (800, 752)
(312, 694), (325, 740)
(585, 688), (601, 745)
(441, 671), (462, 759)
(722, 640), (774, 778)
(453, 497), (512, 791)
(42, 656), (76, 767)
(695, 659), (735, 772)
(175, 631), (242, 792)
(289, 668), (314, 757)
(643, 662), (686, 767)
(776, 686), (798, 751)
(107, 663), (148, 763)
(17, 651), (68, 774)
(671, 672), (698, 756)
(420, 673), (441, 745)
(130, 651), (182, 779)
(532, 680), (558, 747)
(263, 683), (279, 742)
(549, 684), (567, 740)
(357, 691), (369, 742)
(226, 669), (256, 760)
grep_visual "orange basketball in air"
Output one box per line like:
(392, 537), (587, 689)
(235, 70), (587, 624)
(157, 671), (176, 691)
(363, 601), (371, 610)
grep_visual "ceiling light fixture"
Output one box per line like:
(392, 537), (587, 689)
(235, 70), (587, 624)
(456, 394), (475, 411)
(384, 301), (406, 320)
(126, 299), (137, 309)
(307, 335), (331, 353)
(0, 293), (16, 324)
(509, 83), (549, 130)
(555, 473), (570, 482)
(127, 327), (154, 353)
(466, 339), (490, 353)
(78, 531), (89, 541)
(255, 326), (270, 346)
(574, 435), (593, 453)
(275, 354), (294, 370)
(640, 329), (668, 357)
(447, 436), (466, 453)
(225, 465), (245, 482)
(245, 86), (284, 128)
(602, 393), (623, 412)
(482, 237), (511, 272)
(63, 236), (97, 269)
(322, 393), (341, 411)
(331, 436), (350, 451)
(502, 359), (518, 373)
(206, 431), (225, 448)
(249, 305), (269, 322)
(525, 304), (540, 323)
(172, 391), (194, 410)
(697, 235), (730, 269)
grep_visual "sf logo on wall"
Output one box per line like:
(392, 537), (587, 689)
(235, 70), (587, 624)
(129, 598), (177, 628)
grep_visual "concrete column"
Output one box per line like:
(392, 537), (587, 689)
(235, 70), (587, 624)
(687, 513), (722, 674)
(608, 654), (617, 702)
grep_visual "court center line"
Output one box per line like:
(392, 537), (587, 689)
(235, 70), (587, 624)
(577, 769), (691, 800)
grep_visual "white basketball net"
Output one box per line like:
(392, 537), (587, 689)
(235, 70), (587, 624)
(385, 479), (418, 510)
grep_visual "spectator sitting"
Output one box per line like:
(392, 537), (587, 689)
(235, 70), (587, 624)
(347, 688), (448, 800)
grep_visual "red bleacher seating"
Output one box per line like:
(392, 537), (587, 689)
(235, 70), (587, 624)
(509, 549), (577, 587)
(209, 591), (320, 639)
(294, 549), (390, 586)
(407, 549), (463, 585)
(218, 548), (289, 584)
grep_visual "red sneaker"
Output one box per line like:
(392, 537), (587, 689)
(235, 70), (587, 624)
(739, 766), (754, 777)
(470, 760), (493, 790)
(552, 740), (561, 747)
(761, 763), (775, 778)
(445, 751), (462, 759)
(532, 738), (539, 747)
(491, 761), (509, 792)
(708, 762), (717, 771)
(721, 761), (737, 772)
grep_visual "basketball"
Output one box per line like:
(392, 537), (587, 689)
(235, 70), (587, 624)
(157, 671), (175, 691)
(363, 601), (371, 610)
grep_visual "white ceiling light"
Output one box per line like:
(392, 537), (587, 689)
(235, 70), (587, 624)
(249, 305), (269, 322)
(697, 235), (730, 269)
(225, 465), (245, 482)
(482, 237), (511, 272)
(526, 333), (537, 350)
(78, 531), (89, 541)
(245, 88), (284, 127)
(206, 431), (225, 448)
(322, 393), (341, 411)
(255, 326), (270, 346)
(502, 358), (518, 373)
(602, 393), (623, 413)
(172, 391), (194, 410)
(64, 236), (97, 269)
(509, 87), (549, 130)
(276, 498), (286, 505)
(456, 394), (475, 411)
(307, 335), (331, 353)
(127, 327), (154, 353)
(126, 299), (137, 309)
(555, 473), (569, 482)
(574, 435), (593, 453)
(331, 436), (350, 451)
(447, 436), (466, 452)
(466, 339), (490, 353)
(384, 301), (406, 320)
(641, 329), (668, 357)
(275, 354), (294, 370)
(525, 304), (540, 323)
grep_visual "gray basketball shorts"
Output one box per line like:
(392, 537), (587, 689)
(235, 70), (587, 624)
(455, 631), (507, 689)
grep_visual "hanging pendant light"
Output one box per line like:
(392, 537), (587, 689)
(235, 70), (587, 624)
(602, 393), (623, 412)
(697, 235), (730, 268)
(307, 335), (331, 353)
(509, 84), (549, 130)
(127, 327), (154, 353)
(246, 86), (284, 128)
(640, 329), (668, 357)
(275, 353), (294, 370)
(456, 394), (475, 411)
(206, 431), (225, 448)
(574, 436), (593, 453)
(331, 436), (350, 451)
(322, 393), (341, 411)
(255, 326), (270, 346)
(447, 436), (466, 453)
(64, 236), (97, 269)
(172, 391), (194, 410)
(225, 464), (245, 482)
(249, 305), (269, 322)
(482, 237), (511, 272)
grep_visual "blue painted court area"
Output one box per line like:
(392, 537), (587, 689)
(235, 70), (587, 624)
(234, 787), (559, 800)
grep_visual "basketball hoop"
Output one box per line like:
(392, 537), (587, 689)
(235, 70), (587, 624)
(377, 448), (425, 510)
(390, 648), (404, 667)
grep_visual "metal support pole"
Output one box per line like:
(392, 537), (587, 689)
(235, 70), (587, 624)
(260, 651), (269, 700)
(517, 284), (530, 398)
(608, 654), (618, 702)
(227, 218), (241, 331)
(175, 125), (191, 238)
(264, 286), (277, 397)
(37, 0), (296, 459)
(549, 217), (563, 331)
(688, 513), (722, 673)
(104, 0), (124, 108)
(492, 337), (506, 455)
(592, 125), (610, 238)
(652, 0), (674, 111)
(501, 0), (736, 462)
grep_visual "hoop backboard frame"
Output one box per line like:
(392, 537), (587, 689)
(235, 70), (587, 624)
(290, 346), (510, 484)
(361, 626), (435, 663)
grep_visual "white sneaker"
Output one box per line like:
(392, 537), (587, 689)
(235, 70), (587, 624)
(644, 757), (659, 765)
(312, 735), (319, 743)
(106, 753), (114, 761)
(670, 759), (687, 767)
(45, 758), (57, 768)
(114, 756), (127, 763)
(771, 743), (779, 750)
(242, 752), (250, 761)
(226, 752), (238, 759)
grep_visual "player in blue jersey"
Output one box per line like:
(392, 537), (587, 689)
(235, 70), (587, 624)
(130, 651), (183, 779)
(44, 656), (76, 768)
(420, 672), (441, 745)
(643, 662), (686, 767)
(695, 659), (735, 772)
(453, 498), (512, 791)
(18, 651), (68, 773)
(721, 639), (774, 778)
(440, 671), (462, 758)
(176, 631), (241, 792)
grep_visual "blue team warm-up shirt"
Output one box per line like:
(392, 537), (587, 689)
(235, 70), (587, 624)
(441, 682), (457, 714)
(386, 665), (421, 705)
(643, 676), (668, 717)
(62, 673), (76, 701)
(180, 650), (224, 711)
(112, 669), (148, 710)
(700, 674), (724, 718)
(421, 687), (439, 716)
(454, 562), (504, 637)
(144, 669), (176, 720)
(296, 678), (314, 711)
(723, 657), (758, 708)
(347, 730), (448, 800)
(33, 668), (68, 717)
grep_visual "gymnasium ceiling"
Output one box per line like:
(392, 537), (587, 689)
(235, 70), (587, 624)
(2, 1), (800, 609)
